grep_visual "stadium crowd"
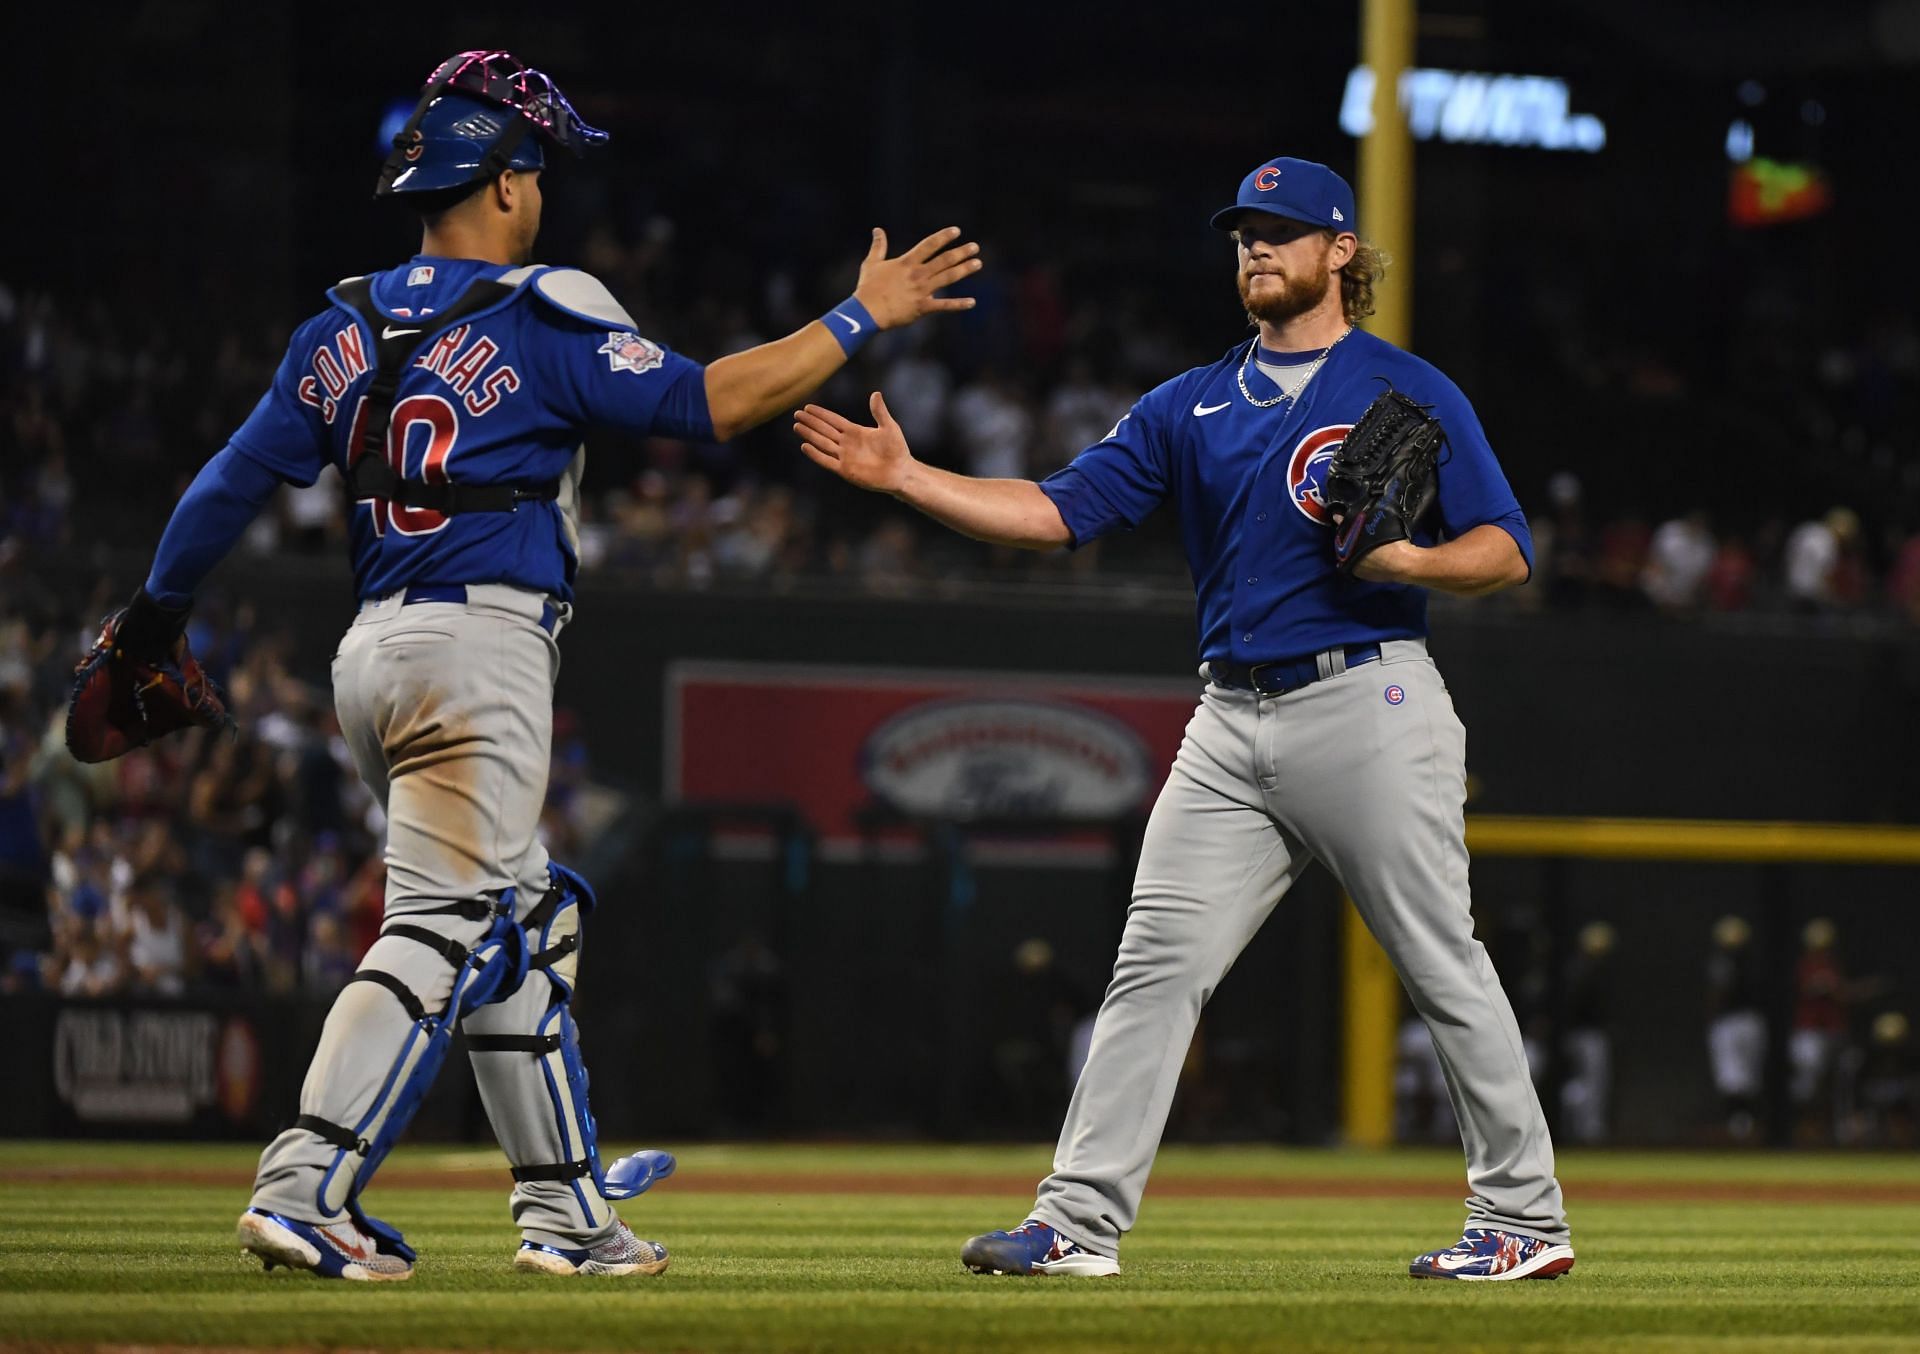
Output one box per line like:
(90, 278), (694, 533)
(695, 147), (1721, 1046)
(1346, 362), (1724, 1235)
(5, 253), (1920, 617)
(0, 577), (602, 1000)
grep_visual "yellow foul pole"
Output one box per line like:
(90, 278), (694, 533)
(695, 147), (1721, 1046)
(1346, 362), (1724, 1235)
(1341, 0), (1416, 1150)
(1358, 0), (1415, 347)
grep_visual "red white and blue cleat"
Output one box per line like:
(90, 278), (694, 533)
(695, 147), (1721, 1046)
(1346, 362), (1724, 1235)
(1409, 1227), (1575, 1281)
(961, 1219), (1120, 1276)
(237, 1208), (413, 1281)
(514, 1220), (670, 1276)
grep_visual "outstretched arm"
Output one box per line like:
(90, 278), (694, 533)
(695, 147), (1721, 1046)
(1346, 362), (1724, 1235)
(793, 394), (1071, 550)
(704, 227), (981, 441)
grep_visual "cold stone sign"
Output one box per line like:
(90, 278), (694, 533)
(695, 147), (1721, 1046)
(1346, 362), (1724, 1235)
(53, 1006), (260, 1127)
(861, 698), (1153, 821)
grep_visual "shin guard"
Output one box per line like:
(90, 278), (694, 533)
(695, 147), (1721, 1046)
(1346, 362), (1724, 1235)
(464, 862), (623, 1241)
(288, 892), (528, 1254)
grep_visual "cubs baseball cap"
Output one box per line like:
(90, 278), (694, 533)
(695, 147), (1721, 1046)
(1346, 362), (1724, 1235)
(1210, 157), (1357, 234)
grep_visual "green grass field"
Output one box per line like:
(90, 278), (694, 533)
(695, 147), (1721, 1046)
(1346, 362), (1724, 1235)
(3, 1142), (1918, 1352)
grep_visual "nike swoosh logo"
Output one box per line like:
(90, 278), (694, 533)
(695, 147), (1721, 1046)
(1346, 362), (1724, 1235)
(831, 310), (862, 335)
(1193, 401), (1231, 417)
(382, 325), (421, 339)
(324, 1227), (374, 1261)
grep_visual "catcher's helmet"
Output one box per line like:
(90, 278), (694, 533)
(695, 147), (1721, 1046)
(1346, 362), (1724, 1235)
(376, 50), (608, 198)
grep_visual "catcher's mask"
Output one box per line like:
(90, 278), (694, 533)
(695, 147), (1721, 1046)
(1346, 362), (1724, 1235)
(375, 50), (608, 199)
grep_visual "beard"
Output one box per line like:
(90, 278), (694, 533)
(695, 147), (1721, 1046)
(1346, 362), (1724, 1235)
(1238, 260), (1333, 326)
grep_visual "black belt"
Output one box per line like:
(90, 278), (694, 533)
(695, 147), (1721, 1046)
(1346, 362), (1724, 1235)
(1208, 643), (1382, 697)
(395, 584), (559, 635)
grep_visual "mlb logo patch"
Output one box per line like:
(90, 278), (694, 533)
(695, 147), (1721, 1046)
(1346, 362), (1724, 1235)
(1384, 685), (1406, 706)
(407, 265), (435, 286)
(599, 330), (665, 375)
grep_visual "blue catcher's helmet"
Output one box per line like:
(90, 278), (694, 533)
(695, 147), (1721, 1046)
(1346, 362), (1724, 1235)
(376, 50), (609, 199)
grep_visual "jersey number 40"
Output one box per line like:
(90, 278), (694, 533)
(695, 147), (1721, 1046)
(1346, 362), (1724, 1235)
(346, 394), (459, 537)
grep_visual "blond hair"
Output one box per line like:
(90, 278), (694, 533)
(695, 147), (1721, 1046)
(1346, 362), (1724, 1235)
(1337, 235), (1388, 326)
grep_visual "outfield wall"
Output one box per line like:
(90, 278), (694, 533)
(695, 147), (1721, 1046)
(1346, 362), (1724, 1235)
(13, 555), (1919, 1146)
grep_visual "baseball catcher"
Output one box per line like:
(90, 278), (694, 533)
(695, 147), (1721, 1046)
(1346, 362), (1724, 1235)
(93, 47), (981, 1284)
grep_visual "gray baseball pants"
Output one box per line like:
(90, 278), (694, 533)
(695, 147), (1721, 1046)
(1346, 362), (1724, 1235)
(249, 584), (620, 1250)
(1031, 639), (1567, 1254)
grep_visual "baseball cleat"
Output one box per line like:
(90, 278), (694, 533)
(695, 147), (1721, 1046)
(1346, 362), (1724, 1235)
(513, 1220), (670, 1276)
(962, 1219), (1120, 1276)
(1408, 1227), (1575, 1281)
(237, 1207), (413, 1281)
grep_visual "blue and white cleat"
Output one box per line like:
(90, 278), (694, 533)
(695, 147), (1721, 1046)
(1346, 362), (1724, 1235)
(237, 1207), (414, 1281)
(514, 1220), (670, 1276)
(961, 1219), (1120, 1276)
(1409, 1227), (1575, 1281)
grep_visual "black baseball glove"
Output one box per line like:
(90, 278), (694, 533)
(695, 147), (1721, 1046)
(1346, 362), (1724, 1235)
(65, 588), (233, 764)
(1322, 386), (1447, 574)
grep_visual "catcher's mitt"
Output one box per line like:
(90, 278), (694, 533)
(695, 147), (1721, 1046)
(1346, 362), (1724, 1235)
(65, 589), (233, 764)
(1322, 385), (1447, 574)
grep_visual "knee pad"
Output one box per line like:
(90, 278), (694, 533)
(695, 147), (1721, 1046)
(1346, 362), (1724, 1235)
(296, 891), (528, 1250)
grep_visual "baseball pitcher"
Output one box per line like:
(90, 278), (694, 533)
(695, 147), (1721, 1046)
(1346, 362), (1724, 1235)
(795, 157), (1572, 1282)
(69, 50), (981, 1281)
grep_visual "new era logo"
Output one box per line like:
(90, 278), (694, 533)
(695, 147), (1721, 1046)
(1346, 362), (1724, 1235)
(1331, 207), (1345, 221)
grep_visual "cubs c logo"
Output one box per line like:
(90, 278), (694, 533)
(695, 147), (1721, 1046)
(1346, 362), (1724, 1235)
(1385, 685), (1406, 705)
(1287, 424), (1353, 525)
(1255, 165), (1282, 192)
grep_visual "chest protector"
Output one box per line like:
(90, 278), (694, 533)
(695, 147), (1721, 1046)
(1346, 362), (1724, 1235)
(332, 274), (560, 514)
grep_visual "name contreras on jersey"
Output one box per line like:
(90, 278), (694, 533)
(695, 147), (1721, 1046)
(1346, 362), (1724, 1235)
(296, 322), (523, 425)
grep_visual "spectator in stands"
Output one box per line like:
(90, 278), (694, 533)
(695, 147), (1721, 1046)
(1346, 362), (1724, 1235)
(1641, 511), (1715, 612)
(1706, 915), (1767, 1142)
(52, 914), (122, 996)
(302, 911), (357, 993)
(950, 366), (1034, 482)
(1706, 530), (1758, 611)
(1560, 921), (1616, 1144)
(1533, 471), (1594, 609)
(1856, 1011), (1915, 1147)
(1784, 507), (1865, 612)
(122, 870), (190, 996)
(1887, 523), (1920, 624)
(879, 328), (953, 454)
(196, 882), (262, 990)
(1038, 355), (1130, 477)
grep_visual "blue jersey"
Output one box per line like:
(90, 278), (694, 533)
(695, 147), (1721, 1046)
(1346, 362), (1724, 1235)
(226, 254), (712, 601)
(1037, 328), (1532, 662)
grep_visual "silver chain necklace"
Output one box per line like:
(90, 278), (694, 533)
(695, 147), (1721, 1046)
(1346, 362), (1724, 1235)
(1236, 325), (1352, 410)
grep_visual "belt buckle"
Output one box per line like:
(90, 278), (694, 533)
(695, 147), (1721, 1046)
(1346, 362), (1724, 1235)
(1245, 661), (1285, 697)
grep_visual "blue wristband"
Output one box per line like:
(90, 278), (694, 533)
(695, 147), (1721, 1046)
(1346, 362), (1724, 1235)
(821, 296), (877, 357)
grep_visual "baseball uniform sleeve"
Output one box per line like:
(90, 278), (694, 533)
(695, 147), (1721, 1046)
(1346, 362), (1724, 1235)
(144, 445), (285, 607)
(531, 310), (714, 442)
(224, 315), (334, 487)
(1036, 378), (1179, 547)
(1424, 379), (1534, 575)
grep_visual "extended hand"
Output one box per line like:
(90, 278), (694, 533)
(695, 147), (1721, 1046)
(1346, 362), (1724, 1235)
(794, 393), (914, 494)
(853, 227), (981, 330)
